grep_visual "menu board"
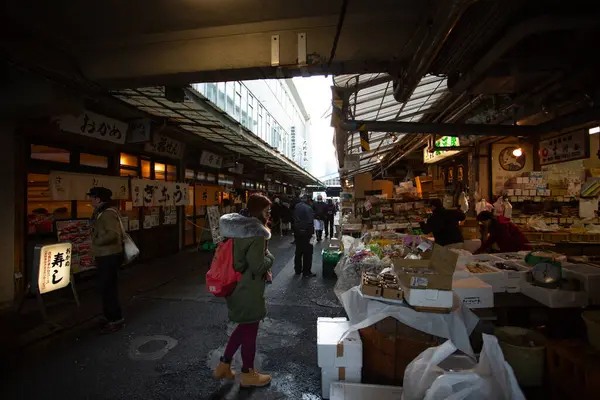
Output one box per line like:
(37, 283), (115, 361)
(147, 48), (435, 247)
(55, 219), (95, 273)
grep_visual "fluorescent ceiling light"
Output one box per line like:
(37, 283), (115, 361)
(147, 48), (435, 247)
(589, 126), (600, 135)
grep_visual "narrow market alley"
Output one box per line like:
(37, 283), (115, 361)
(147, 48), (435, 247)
(1, 236), (344, 399)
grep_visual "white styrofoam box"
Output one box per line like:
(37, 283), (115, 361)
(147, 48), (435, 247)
(317, 317), (363, 368)
(453, 269), (472, 280)
(399, 282), (453, 309)
(330, 382), (403, 400)
(491, 261), (530, 293)
(463, 239), (481, 254)
(562, 263), (600, 305)
(466, 263), (505, 292)
(453, 276), (494, 308)
(322, 367), (361, 399)
(521, 281), (588, 308)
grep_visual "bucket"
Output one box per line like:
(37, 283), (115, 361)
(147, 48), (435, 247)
(582, 310), (600, 351)
(494, 326), (546, 387)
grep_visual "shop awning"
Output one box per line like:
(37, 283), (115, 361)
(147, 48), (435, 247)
(333, 73), (448, 177)
(111, 86), (322, 186)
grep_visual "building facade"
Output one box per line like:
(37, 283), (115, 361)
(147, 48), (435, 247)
(192, 79), (310, 169)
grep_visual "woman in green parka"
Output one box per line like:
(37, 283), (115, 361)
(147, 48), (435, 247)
(213, 194), (274, 388)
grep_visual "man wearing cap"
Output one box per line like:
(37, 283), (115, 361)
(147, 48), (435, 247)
(88, 187), (125, 333)
(293, 195), (316, 277)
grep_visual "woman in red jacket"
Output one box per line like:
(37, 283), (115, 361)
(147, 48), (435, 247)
(475, 211), (531, 254)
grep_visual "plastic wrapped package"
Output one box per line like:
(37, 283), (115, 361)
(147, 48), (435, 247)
(334, 252), (385, 302)
(526, 216), (560, 232)
(402, 334), (525, 400)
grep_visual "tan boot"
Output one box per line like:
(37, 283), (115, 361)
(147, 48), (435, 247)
(240, 369), (271, 387)
(213, 362), (235, 380)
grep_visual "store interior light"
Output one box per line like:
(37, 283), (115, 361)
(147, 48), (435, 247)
(589, 126), (600, 135)
(512, 148), (523, 157)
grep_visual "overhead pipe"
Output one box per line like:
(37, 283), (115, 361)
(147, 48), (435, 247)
(393, 0), (477, 103)
(450, 15), (600, 94)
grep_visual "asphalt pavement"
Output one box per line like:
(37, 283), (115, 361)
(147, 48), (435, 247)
(2, 234), (345, 399)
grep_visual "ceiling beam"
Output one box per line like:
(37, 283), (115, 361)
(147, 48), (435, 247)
(340, 119), (536, 136)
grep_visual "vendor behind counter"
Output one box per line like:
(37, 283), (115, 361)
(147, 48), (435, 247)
(475, 211), (531, 254)
(420, 198), (466, 248)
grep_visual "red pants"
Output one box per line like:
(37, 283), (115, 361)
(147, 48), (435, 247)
(223, 322), (260, 369)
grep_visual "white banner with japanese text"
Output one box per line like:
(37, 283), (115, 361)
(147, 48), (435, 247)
(54, 111), (128, 144)
(131, 179), (190, 207)
(49, 171), (129, 201)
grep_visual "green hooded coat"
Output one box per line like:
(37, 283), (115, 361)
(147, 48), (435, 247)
(219, 213), (274, 324)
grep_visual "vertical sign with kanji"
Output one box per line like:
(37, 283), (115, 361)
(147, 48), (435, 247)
(33, 243), (73, 295)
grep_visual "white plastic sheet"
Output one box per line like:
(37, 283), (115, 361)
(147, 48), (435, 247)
(402, 334), (525, 400)
(340, 287), (478, 356)
(422, 334), (525, 400)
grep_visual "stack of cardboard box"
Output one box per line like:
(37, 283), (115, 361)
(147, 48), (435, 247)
(392, 245), (459, 312)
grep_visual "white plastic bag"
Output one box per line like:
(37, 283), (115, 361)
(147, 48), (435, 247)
(403, 334), (525, 400)
(475, 199), (493, 215)
(493, 198), (504, 216)
(402, 340), (458, 400)
(458, 192), (469, 213)
(503, 200), (513, 219)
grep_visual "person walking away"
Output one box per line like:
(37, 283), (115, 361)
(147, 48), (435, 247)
(294, 195), (317, 277)
(312, 195), (327, 242)
(88, 187), (124, 333)
(475, 211), (531, 254)
(213, 194), (274, 387)
(324, 199), (336, 239)
(270, 198), (284, 236)
(420, 198), (466, 249)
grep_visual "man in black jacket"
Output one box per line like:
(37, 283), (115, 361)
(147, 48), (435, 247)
(420, 199), (466, 248)
(293, 195), (316, 277)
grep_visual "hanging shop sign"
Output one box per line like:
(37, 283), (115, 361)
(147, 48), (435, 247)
(200, 150), (223, 169)
(423, 136), (461, 164)
(54, 111), (128, 145)
(195, 185), (223, 206)
(130, 179), (191, 207)
(127, 118), (152, 143)
(538, 130), (589, 166)
(228, 163), (244, 175)
(49, 171), (129, 201)
(144, 133), (185, 159)
(32, 243), (73, 294)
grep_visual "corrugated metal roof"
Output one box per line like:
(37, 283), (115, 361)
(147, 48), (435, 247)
(333, 73), (447, 176)
(111, 86), (321, 185)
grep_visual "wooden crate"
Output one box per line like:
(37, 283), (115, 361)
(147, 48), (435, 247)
(359, 318), (440, 386)
(546, 340), (600, 400)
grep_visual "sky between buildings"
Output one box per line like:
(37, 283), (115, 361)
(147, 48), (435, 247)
(292, 76), (338, 180)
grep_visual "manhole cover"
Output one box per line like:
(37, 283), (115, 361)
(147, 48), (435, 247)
(128, 335), (178, 361)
